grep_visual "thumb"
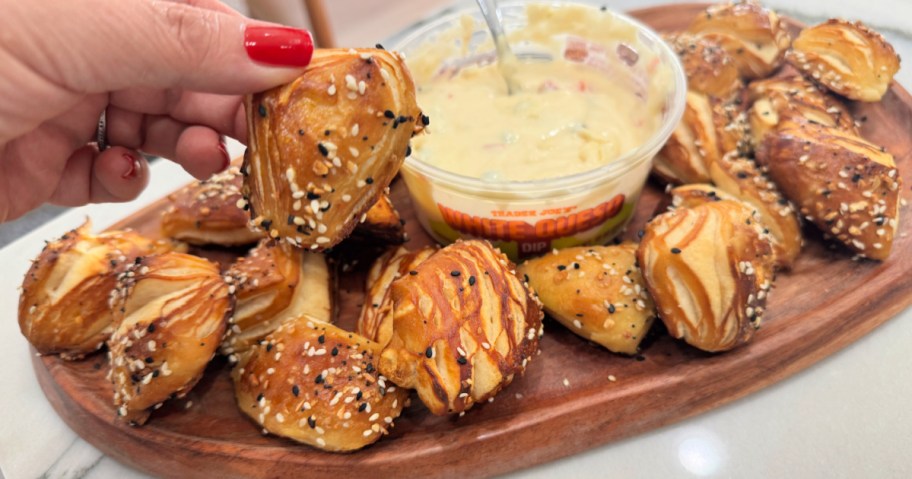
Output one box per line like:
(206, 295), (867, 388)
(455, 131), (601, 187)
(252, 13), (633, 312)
(9, 0), (313, 95)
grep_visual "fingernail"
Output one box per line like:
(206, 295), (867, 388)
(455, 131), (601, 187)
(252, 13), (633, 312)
(218, 138), (231, 170)
(245, 26), (314, 67)
(122, 153), (141, 179)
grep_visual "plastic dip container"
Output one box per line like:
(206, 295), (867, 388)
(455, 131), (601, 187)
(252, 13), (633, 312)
(394, 1), (686, 260)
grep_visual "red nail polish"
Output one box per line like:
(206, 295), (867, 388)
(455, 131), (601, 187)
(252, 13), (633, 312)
(122, 153), (140, 179)
(245, 26), (314, 67)
(218, 139), (231, 170)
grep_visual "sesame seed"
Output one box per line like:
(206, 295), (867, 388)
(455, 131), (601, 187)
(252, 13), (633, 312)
(345, 74), (358, 91)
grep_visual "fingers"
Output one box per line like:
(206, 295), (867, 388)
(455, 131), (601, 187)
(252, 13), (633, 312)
(109, 90), (248, 142)
(105, 106), (145, 149)
(163, 0), (244, 16)
(9, 0), (314, 95)
(136, 116), (230, 179)
(47, 145), (149, 206)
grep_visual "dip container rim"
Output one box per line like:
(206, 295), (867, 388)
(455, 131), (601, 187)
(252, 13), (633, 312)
(394, 0), (687, 195)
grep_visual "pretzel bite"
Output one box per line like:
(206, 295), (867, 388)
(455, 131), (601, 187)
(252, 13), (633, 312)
(709, 152), (803, 268)
(18, 221), (178, 360)
(244, 48), (424, 250)
(638, 201), (776, 352)
(357, 245), (437, 348)
(687, 1), (791, 80)
(747, 75), (857, 146)
(222, 240), (332, 356)
(349, 193), (407, 245)
(787, 19), (900, 102)
(517, 245), (656, 355)
(108, 253), (231, 425)
(666, 33), (743, 99)
(160, 166), (262, 246)
(233, 320), (409, 452)
(378, 240), (543, 415)
(654, 91), (748, 184)
(756, 121), (901, 260)
(659, 183), (739, 215)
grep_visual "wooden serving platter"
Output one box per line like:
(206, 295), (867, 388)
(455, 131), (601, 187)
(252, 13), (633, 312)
(31, 4), (912, 478)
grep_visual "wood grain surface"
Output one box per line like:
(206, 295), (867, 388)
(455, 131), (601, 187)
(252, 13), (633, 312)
(30, 4), (912, 478)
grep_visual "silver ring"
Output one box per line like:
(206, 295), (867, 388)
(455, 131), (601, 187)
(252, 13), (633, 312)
(96, 110), (108, 151)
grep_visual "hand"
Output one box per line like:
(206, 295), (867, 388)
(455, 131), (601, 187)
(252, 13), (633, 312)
(0, 0), (314, 222)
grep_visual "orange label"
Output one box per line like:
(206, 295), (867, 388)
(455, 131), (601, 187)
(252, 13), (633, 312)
(437, 194), (626, 242)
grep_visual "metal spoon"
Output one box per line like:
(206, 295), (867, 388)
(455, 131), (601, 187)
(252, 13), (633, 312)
(475, 0), (521, 94)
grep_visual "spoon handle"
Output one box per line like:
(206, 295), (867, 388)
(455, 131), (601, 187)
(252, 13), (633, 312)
(475, 0), (521, 94)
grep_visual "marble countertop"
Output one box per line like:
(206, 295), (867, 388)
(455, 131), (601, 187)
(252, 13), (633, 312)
(2, 1), (912, 478)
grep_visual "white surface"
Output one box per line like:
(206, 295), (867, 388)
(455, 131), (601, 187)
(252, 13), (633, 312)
(2, 1), (912, 478)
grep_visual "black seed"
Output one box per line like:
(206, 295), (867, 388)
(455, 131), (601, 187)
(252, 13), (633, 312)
(365, 363), (375, 373)
(315, 374), (324, 384)
(298, 129), (305, 136)
(384, 110), (395, 119)
(292, 385), (300, 397)
(145, 357), (154, 363)
(375, 43), (385, 50)
(331, 347), (339, 356)
(324, 129), (331, 136)
(457, 356), (468, 365)
(852, 174), (862, 183)
(573, 263), (580, 270)
(261, 219), (272, 230)
(307, 192), (321, 200)
(258, 104), (267, 117)
(318, 334), (325, 344)
(405, 145), (412, 157)
(365, 177), (374, 184)
(308, 416), (317, 428)
(671, 247), (682, 254)
(409, 270), (418, 276)
(147, 324), (155, 333)
(266, 343), (273, 352)
(356, 391), (363, 400)
(287, 214), (295, 225)
(608, 304), (616, 314)
(557, 265), (566, 271)
(256, 393), (264, 402)
(317, 143), (329, 157)
(425, 347), (434, 358)
(358, 403), (368, 412)
(152, 370), (160, 378)
(736, 171), (749, 179)
(450, 270), (461, 277)
(468, 276), (476, 286)
(420, 113), (430, 126)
